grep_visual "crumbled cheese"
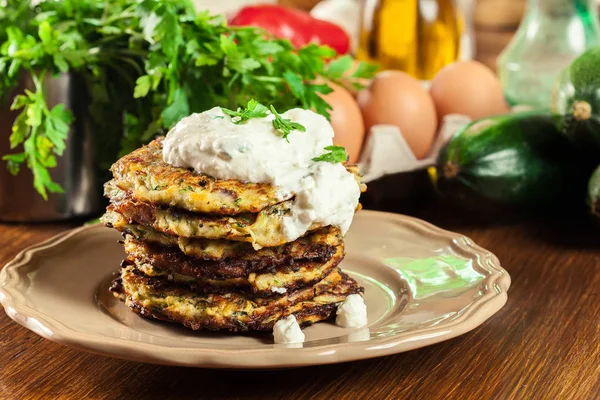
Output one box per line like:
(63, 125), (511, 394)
(336, 294), (368, 328)
(273, 315), (305, 344)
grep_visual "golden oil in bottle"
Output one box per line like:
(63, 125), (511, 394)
(357, 0), (462, 81)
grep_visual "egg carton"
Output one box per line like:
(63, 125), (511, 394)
(358, 114), (472, 183)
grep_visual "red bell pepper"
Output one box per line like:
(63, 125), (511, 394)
(229, 5), (350, 55)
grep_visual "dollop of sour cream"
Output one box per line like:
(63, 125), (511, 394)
(273, 315), (305, 344)
(162, 107), (360, 241)
(336, 294), (368, 328)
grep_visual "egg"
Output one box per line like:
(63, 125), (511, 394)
(429, 60), (509, 121)
(357, 70), (438, 159)
(318, 82), (365, 163)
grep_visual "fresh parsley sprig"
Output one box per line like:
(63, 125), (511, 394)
(222, 100), (306, 142)
(222, 99), (268, 124)
(269, 105), (306, 142)
(313, 145), (348, 163)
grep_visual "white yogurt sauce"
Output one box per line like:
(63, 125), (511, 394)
(336, 294), (368, 328)
(273, 315), (305, 344)
(162, 107), (360, 241)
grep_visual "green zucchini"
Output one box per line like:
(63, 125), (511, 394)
(588, 165), (600, 219)
(434, 112), (590, 214)
(552, 48), (600, 161)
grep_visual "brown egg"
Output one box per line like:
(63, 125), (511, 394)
(319, 82), (365, 163)
(429, 60), (509, 121)
(357, 70), (438, 159)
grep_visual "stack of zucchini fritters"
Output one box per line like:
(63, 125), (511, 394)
(102, 138), (365, 332)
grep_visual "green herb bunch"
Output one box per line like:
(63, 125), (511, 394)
(0, 0), (377, 199)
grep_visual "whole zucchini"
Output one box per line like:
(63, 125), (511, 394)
(434, 112), (590, 214)
(552, 48), (600, 162)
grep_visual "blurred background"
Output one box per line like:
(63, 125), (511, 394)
(196, 0), (527, 72)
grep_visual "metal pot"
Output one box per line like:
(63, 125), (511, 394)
(0, 72), (104, 222)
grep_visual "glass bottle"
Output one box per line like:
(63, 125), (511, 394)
(497, 0), (600, 109)
(357, 0), (462, 81)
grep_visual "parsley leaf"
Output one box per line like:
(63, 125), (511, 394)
(312, 146), (348, 163)
(45, 104), (73, 156)
(269, 105), (306, 142)
(162, 87), (190, 128)
(222, 99), (268, 124)
(326, 55), (354, 79)
(352, 61), (380, 79)
(134, 75), (152, 98)
(2, 152), (26, 175)
(283, 71), (305, 100)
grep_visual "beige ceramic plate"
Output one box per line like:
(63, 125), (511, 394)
(0, 211), (510, 369)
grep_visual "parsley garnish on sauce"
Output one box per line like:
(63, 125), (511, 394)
(222, 100), (268, 124)
(222, 100), (347, 163)
(312, 146), (348, 163)
(222, 100), (306, 142)
(269, 105), (306, 142)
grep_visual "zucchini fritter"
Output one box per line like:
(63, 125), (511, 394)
(102, 209), (342, 262)
(105, 191), (321, 249)
(113, 264), (362, 331)
(111, 138), (281, 215)
(124, 237), (344, 294)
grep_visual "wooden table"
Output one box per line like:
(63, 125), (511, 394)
(1, 209), (599, 400)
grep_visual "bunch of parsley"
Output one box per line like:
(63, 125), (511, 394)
(0, 0), (377, 199)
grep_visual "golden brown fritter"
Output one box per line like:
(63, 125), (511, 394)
(109, 137), (366, 216)
(124, 237), (344, 294)
(110, 138), (280, 215)
(104, 190), (325, 249)
(102, 209), (342, 263)
(113, 264), (362, 331)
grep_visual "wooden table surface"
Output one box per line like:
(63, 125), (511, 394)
(1, 209), (599, 400)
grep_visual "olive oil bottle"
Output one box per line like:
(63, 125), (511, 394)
(357, 0), (462, 80)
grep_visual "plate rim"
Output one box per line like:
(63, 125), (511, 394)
(0, 210), (511, 368)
